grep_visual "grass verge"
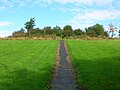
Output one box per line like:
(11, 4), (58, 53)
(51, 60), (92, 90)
(0, 40), (58, 90)
(67, 40), (120, 90)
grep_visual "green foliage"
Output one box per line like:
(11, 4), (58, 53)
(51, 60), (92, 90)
(12, 18), (110, 39)
(24, 18), (35, 37)
(119, 30), (120, 37)
(86, 23), (105, 37)
(63, 25), (73, 38)
(108, 23), (117, 38)
(43, 26), (52, 35)
(0, 40), (58, 90)
(31, 28), (42, 37)
(93, 24), (105, 36)
(74, 29), (84, 36)
(12, 28), (26, 37)
(52, 26), (62, 36)
(67, 40), (120, 90)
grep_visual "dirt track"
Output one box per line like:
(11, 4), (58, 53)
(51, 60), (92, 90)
(51, 40), (79, 90)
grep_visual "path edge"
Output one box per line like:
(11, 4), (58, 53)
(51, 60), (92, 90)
(64, 40), (83, 90)
(49, 40), (60, 89)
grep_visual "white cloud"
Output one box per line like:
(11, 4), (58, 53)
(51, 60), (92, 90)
(0, 22), (13, 26)
(55, 0), (114, 5)
(0, 0), (119, 30)
(69, 10), (120, 29)
(0, 0), (115, 8)
(0, 30), (12, 37)
(72, 10), (120, 21)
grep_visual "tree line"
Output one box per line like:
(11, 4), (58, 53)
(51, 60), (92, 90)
(12, 18), (120, 39)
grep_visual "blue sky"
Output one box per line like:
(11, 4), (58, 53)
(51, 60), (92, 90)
(0, 0), (120, 37)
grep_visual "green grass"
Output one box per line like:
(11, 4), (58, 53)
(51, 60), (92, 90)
(0, 40), (58, 90)
(67, 40), (120, 90)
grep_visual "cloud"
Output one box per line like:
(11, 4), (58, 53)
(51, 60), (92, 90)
(72, 10), (120, 21)
(0, 22), (13, 27)
(0, 0), (116, 8)
(0, 21), (13, 37)
(0, 0), (119, 30)
(0, 30), (12, 37)
(68, 10), (120, 29)
(55, 0), (114, 5)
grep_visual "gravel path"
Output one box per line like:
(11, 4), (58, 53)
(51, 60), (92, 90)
(51, 40), (79, 90)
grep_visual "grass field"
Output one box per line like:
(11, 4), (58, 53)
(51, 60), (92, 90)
(67, 40), (120, 90)
(0, 40), (58, 90)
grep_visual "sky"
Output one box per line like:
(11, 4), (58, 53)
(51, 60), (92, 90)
(0, 0), (120, 37)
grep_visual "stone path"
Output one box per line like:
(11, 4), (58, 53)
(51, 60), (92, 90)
(51, 40), (79, 90)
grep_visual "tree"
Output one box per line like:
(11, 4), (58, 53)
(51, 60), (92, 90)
(30, 28), (42, 37)
(52, 26), (62, 36)
(63, 25), (73, 38)
(104, 31), (109, 37)
(85, 28), (88, 32)
(43, 26), (52, 35)
(86, 26), (96, 37)
(74, 29), (84, 36)
(24, 18), (35, 37)
(119, 27), (120, 38)
(109, 23), (115, 38)
(86, 23), (105, 37)
(93, 24), (105, 36)
(12, 28), (26, 37)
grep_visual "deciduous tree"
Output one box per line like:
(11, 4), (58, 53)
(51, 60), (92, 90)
(24, 18), (35, 37)
(86, 23), (105, 37)
(52, 26), (62, 36)
(63, 25), (73, 38)
(74, 29), (84, 36)
(12, 28), (26, 37)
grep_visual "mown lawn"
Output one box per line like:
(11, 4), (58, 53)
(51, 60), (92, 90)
(67, 40), (120, 90)
(0, 40), (58, 90)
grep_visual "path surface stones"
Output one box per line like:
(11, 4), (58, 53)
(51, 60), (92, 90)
(51, 41), (79, 90)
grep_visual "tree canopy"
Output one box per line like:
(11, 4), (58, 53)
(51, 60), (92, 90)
(11, 18), (113, 39)
(24, 18), (35, 37)
(63, 25), (73, 38)
(86, 23), (105, 37)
